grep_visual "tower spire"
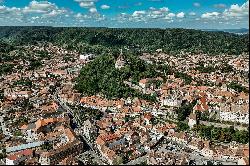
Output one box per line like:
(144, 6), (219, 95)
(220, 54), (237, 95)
(120, 48), (123, 55)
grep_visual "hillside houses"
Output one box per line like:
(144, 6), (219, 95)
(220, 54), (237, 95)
(0, 41), (249, 165)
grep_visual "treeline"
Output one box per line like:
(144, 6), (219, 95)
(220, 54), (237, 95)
(0, 26), (248, 55)
(0, 64), (14, 76)
(227, 81), (249, 93)
(192, 124), (249, 144)
(194, 62), (234, 74)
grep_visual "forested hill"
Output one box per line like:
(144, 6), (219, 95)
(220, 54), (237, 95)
(0, 26), (248, 55)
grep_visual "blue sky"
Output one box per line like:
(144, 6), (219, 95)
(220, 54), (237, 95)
(0, 0), (248, 29)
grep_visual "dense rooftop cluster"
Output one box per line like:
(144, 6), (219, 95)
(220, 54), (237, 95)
(0, 27), (249, 165)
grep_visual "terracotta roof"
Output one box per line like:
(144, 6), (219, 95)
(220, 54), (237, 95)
(22, 149), (33, 156)
(103, 146), (116, 160)
(194, 97), (209, 111)
(80, 96), (125, 108)
(96, 136), (105, 146)
(121, 107), (129, 113)
(243, 148), (249, 157)
(193, 104), (204, 112)
(99, 133), (120, 142)
(34, 117), (66, 131)
(20, 124), (28, 130)
(64, 128), (76, 142)
(238, 92), (249, 100)
(132, 106), (141, 112)
(96, 120), (110, 129)
(144, 113), (153, 121)
(139, 79), (148, 84)
(198, 86), (208, 91)
(7, 155), (18, 161)
(7, 149), (33, 161)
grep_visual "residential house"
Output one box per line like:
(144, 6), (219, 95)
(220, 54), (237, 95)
(139, 79), (148, 89)
(6, 149), (33, 165)
(188, 113), (197, 129)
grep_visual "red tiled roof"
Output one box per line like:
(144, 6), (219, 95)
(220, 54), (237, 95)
(96, 136), (105, 146)
(194, 104), (203, 111)
(7, 155), (18, 161)
(144, 113), (153, 121)
(99, 133), (120, 142)
(20, 124), (28, 130)
(132, 106), (141, 112)
(7, 149), (33, 161)
(139, 79), (147, 84)
(34, 117), (66, 131)
(243, 148), (249, 157)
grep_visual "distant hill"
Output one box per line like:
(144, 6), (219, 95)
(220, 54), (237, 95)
(0, 26), (248, 55)
(202, 28), (249, 35)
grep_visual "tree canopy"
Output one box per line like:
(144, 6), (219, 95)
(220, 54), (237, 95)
(75, 53), (158, 102)
(0, 26), (248, 55)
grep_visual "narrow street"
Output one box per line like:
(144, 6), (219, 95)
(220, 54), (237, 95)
(53, 91), (109, 164)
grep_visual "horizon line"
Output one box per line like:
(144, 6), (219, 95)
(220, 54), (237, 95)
(0, 25), (248, 31)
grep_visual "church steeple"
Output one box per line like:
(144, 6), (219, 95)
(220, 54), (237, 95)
(115, 49), (126, 69)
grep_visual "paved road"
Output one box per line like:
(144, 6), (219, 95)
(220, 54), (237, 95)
(0, 116), (12, 136)
(157, 142), (237, 165)
(53, 92), (110, 164)
(77, 150), (108, 165)
(53, 94), (81, 126)
(164, 137), (238, 164)
(53, 93), (95, 151)
(122, 155), (148, 165)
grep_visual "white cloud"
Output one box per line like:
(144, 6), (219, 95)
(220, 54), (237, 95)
(189, 12), (196, 16)
(151, 10), (162, 15)
(79, 2), (94, 8)
(0, 0), (70, 25)
(31, 16), (39, 20)
(193, 2), (201, 7)
(101, 5), (110, 10)
(123, 6), (185, 23)
(201, 12), (220, 19)
(159, 7), (169, 12)
(200, 0), (249, 23)
(74, 13), (91, 19)
(89, 7), (97, 13)
(23, 1), (56, 13)
(74, 0), (97, 9)
(0, 6), (21, 14)
(223, 1), (249, 17)
(146, 6), (170, 19)
(176, 12), (185, 18)
(149, 7), (156, 10)
(43, 9), (66, 17)
(75, 13), (82, 18)
(132, 10), (146, 17)
(168, 13), (175, 18)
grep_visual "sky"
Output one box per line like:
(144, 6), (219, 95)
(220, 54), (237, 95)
(0, 0), (248, 29)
